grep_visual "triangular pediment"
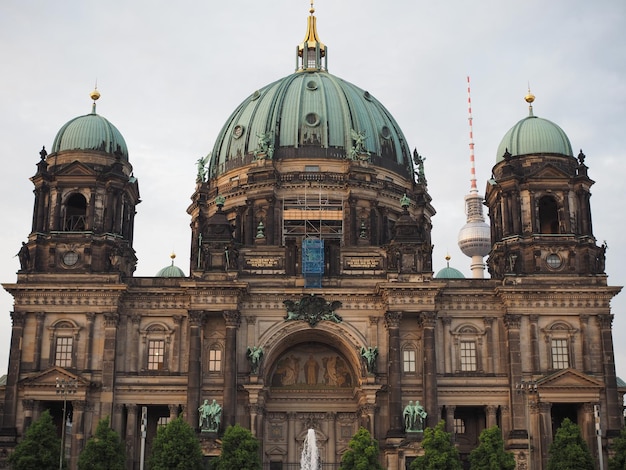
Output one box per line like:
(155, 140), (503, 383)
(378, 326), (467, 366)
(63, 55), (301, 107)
(55, 160), (97, 177)
(529, 163), (570, 180)
(537, 368), (604, 390)
(20, 366), (89, 390)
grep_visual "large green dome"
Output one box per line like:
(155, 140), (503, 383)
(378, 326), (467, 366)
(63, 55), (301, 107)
(496, 100), (572, 162)
(209, 71), (412, 179)
(51, 104), (129, 160)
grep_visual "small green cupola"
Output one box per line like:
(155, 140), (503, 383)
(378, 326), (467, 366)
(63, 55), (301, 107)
(296, 2), (327, 72)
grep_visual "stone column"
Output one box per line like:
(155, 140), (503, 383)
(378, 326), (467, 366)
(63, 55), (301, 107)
(327, 412), (337, 463)
(223, 310), (241, 428)
(22, 399), (34, 430)
(169, 404), (180, 420)
(529, 315), (539, 374)
(246, 199), (255, 246)
(125, 404), (138, 470)
(4, 312), (25, 428)
(537, 401), (553, 470)
(441, 316), (452, 374)
(172, 315), (183, 373)
(186, 310), (204, 429)
(287, 412), (296, 464)
(384, 311), (403, 436)
(486, 405), (498, 429)
(421, 311), (438, 429)
(70, 401), (86, 468)
(598, 314), (622, 431)
(483, 317), (494, 374)
(128, 314), (140, 373)
(101, 312), (119, 420)
(445, 405), (456, 440)
(33, 312), (44, 371)
(113, 404), (124, 435)
(85, 313), (95, 371)
(504, 314), (525, 431)
(266, 196), (276, 245)
(580, 315), (591, 372)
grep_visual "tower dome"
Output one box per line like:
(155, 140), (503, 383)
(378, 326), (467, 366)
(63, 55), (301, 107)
(156, 253), (185, 277)
(207, 9), (412, 180)
(496, 93), (572, 162)
(51, 90), (129, 160)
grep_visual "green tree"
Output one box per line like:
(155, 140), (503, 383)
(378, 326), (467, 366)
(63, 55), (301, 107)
(609, 427), (626, 470)
(147, 417), (203, 470)
(215, 424), (261, 470)
(547, 418), (594, 470)
(469, 425), (515, 470)
(411, 420), (462, 470)
(78, 417), (125, 470)
(9, 410), (62, 470)
(339, 427), (383, 470)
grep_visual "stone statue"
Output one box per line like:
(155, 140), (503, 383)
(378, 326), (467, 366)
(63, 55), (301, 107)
(198, 399), (222, 432)
(196, 153), (210, 183)
(254, 132), (274, 160)
(360, 346), (378, 374)
(247, 346), (264, 374)
(413, 149), (427, 184)
(16, 242), (30, 271)
(349, 128), (370, 161)
(403, 400), (427, 432)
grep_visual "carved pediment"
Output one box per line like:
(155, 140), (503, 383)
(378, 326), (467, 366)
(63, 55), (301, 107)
(55, 160), (97, 177)
(529, 163), (570, 180)
(536, 368), (604, 403)
(20, 366), (89, 399)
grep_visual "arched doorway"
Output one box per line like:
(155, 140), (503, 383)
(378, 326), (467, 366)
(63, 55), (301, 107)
(261, 340), (363, 467)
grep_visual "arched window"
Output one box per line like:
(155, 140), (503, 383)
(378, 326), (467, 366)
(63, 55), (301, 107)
(542, 321), (577, 370)
(48, 320), (80, 369)
(538, 196), (559, 234)
(140, 323), (173, 372)
(451, 324), (485, 373)
(63, 193), (87, 231)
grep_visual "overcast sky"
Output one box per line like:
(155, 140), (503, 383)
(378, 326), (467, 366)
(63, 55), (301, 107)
(1, 0), (625, 379)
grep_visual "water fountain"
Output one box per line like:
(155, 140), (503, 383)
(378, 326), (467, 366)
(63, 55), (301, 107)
(300, 428), (319, 470)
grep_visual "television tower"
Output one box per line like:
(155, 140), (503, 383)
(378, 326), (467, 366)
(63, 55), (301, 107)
(457, 76), (491, 278)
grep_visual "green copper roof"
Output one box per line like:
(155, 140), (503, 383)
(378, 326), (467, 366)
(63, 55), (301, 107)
(156, 263), (185, 277)
(435, 266), (465, 279)
(209, 71), (413, 179)
(496, 113), (573, 163)
(51, 110), (129, 160)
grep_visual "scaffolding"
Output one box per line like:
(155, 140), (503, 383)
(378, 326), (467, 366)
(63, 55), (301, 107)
(281, 191), (344, 245)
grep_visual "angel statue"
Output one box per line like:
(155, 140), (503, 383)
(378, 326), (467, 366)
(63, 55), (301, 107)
(196, 153), (211, 183)
(349, 129), (370, 161)
(247, 346), (264, 374)
(413, 149), (426, 184)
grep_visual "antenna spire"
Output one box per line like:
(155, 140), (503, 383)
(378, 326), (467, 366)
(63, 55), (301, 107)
(467, 76), (477, 192)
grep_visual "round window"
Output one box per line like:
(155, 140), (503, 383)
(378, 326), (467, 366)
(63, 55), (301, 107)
(233, 125), (245, 139)
(306, 80), (318, 90)
(546, 253), (562, 269)
(63, 251), (79, 267)
(304, 113), (320, 127)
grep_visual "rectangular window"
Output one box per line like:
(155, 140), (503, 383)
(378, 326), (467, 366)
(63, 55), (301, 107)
(403, 350), (416, 373)
(460, 341), (477, 371)
(209, 349), (222, 372)
(551, 339), (569, 369)
(55, 337), (73, 368)
(157, 416), (170, 428)
(147, 339), (165, 371)
(454, 418), (466, 434)
(269, 462), (283, 470)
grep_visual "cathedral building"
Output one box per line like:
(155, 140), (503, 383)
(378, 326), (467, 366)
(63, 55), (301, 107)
(1, 6), (622, 470)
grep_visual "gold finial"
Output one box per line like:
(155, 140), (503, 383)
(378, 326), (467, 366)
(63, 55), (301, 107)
(90, 88), (100, 102)
(170, 252), (176, 266)
(525, 85), (535, 116)
(445, 253), (451, 263)
(310, 0), (315, 14)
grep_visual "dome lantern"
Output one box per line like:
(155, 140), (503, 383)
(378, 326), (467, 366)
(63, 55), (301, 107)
(296, 2), (327, 72)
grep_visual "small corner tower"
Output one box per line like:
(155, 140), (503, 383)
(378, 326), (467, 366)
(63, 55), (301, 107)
(24, 89), (140, 277)
(485, 91), (603, 278)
